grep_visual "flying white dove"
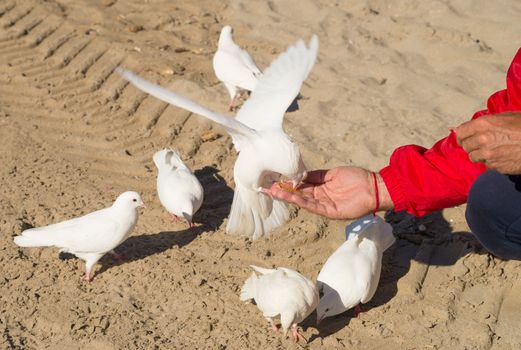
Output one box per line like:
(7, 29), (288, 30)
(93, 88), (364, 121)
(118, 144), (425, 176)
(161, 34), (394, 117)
(240, 265), (319, 343)
(13, 191), (145, 281)
(117, 34), (318, 240)
(213, 25), (263, 110)
(316, 215), (396, 323)
(153, 148), (204, 227)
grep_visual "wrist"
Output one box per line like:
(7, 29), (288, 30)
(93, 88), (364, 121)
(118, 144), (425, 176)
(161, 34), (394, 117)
(376, 172), (394, 211)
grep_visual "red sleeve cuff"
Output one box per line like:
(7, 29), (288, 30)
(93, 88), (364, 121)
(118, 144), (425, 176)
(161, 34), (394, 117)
(379, 165), (408, 213)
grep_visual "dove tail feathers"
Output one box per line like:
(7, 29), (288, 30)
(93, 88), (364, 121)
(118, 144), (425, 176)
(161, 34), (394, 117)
(240, 272), (258, 301)
(166, 149), (188, 170)
(226, 185), (289, 240)
(250, 265), (275, 275)
(153, 148), (188, 171)
(347, 215), (396, 251)
(14, 232), (53, 247)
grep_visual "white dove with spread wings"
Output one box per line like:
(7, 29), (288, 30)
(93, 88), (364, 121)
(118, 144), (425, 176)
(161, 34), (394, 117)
(118, 34), (318, 240)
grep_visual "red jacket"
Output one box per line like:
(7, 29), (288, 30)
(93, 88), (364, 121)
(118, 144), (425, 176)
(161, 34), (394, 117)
(380, 48), (521, 216)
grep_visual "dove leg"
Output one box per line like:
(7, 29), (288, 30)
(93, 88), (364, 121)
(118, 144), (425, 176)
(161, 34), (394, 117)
(267, 318), (279, 332)
(224, 83), (238, 111)
(354, 304), (362, 318)
(170, 213), (183, 222)
(82, 254), (103, 282)
(228, 94), (240, 111)
(84, 268), (94, 282)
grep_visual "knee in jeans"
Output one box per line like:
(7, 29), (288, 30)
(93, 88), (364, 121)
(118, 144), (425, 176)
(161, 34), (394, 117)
(467, 171), (498, 217)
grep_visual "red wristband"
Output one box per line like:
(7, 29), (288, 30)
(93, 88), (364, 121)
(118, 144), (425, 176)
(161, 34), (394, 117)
(372, 172), (379, 217)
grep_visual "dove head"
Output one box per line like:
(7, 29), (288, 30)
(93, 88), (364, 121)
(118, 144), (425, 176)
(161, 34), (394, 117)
(259, 134), (306, 188)
(218, 25), (233, 47)
(316, 285), (346, 325)
(113, 191), (146, 210)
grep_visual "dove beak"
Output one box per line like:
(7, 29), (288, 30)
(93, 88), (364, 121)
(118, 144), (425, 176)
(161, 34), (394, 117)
(139, 202), (146, 209)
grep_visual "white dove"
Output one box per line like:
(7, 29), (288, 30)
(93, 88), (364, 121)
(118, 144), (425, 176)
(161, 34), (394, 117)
(117, 34), (318, 240)
(213, 25), (262, 110)
(240, 265), (319, 343)
(13, 191), (145, 281)
(316, 215), (396, 323)
(153, 148), (204, 227)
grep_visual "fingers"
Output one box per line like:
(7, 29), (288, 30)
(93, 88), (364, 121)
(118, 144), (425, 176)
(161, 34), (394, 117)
(460, 133), (486, 154)
(259, 184), (334, 218)
(454, 120), (478, 145)
(454, 118), (491, 145)
(468, 148), (493, 164)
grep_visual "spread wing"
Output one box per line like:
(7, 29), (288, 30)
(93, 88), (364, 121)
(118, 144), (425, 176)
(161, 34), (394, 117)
(117, 68), (257, 150)
(235, 35), (319, 130)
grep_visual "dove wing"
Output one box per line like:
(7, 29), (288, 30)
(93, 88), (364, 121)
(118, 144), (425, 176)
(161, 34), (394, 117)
(214, 49), (259, 91)
(237, 48), (261, 75)
(117, 68), (257, 149)
(21, 209), (120, 253)
(254, 269), (290, 317)
(235, 35), (318, 131)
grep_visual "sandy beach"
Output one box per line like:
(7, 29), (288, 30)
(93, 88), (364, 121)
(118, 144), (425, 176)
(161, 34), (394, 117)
(1, 0), (521, 349)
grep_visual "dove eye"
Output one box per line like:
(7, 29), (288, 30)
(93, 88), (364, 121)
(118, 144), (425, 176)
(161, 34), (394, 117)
(132, 199), (137, 202)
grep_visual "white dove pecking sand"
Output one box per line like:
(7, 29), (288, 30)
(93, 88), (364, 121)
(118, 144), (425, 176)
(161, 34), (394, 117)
(13, 191), (145, 282)
(117, 34), (318, 240)
(213, 25), (263, 110)
(316, 215), (396, 323)
(240, 265), (319, 343)
(153, 148), (204, 228)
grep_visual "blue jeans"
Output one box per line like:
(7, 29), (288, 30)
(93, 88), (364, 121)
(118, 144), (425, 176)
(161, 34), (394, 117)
(466, 170), (521, 260)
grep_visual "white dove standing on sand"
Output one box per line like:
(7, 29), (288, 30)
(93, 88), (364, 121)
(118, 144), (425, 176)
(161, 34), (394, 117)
(153, 148), (204, 228)
(240, 265), (319, 343)
(316, 215), (396, 323)
(13, 191), (145, 282)
(213, 25), (263, 110)
(117, 34), (318, 240)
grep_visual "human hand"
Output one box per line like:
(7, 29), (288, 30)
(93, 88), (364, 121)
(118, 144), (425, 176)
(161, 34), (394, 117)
(260, 166), (394, 220)
(455, 112), (521, 174)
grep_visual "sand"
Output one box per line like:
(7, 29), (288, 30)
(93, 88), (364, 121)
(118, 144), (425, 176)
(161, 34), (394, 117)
(1, 0), (521, 349)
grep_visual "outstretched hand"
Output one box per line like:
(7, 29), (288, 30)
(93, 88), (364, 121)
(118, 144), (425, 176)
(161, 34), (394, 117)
(455, 112), (521, 174)
(260, 166), (394, 220)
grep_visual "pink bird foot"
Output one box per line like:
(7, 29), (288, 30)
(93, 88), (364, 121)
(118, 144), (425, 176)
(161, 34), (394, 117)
(284, 326), (307, 343)
(170, 214), (183, 222)
(291, 327), (308, 343)
(83, 272), (93, 282)
(354, 304), (363, 318)
(228, 93), (240, 111)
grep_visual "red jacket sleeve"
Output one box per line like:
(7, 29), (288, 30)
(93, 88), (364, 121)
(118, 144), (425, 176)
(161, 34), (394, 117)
(380, 48), (521, 216)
